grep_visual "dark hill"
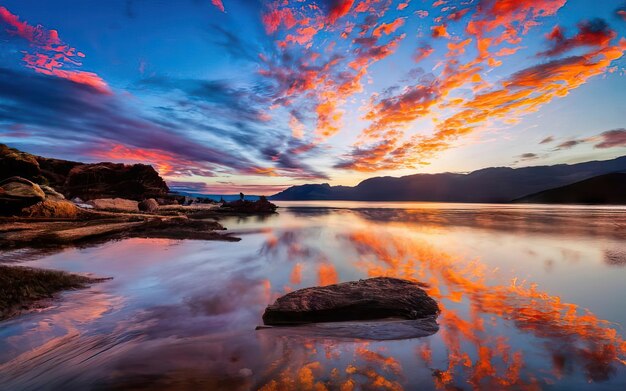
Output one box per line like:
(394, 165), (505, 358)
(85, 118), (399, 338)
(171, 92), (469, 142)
(271, 156), (626, 203)
(513, 173), (626, 204)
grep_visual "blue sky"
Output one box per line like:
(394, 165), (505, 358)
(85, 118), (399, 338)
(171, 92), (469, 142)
(1, 0), (626, 194)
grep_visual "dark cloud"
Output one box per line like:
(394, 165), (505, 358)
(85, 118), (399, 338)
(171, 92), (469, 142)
(539, 136), (554, 144)
(519, 153), (539, 160)
(0, 67), (326, 179)
(539, 19), (615, 57)
(555, 139), (584, 150)
(594, 129), (626, 149)
(134, 76), (328, 179)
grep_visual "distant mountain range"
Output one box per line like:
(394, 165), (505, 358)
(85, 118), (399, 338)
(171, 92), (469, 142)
(514, 173), (626, 204)
(271, 156), (626, 203)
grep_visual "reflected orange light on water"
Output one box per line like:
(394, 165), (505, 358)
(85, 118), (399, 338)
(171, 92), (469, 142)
(345, 228), (626, 387)
(254, 208), (626, 390)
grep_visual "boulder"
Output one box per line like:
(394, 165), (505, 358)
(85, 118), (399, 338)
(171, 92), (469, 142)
(88, 198), (139, 212)
(138, 198), (159, 213)
(0, 177), (46, 215)
(64, 163), (169, 201)
(21, 199), (80, 218)
(262, 277), (439, 326)
(0, 144), (41, 182)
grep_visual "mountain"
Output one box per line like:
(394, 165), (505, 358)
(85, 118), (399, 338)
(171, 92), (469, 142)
(271, 156), (626, 203)
(513, 173), (626, 204)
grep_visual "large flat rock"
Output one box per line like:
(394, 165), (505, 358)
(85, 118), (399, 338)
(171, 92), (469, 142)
(262, 277), (439, 326)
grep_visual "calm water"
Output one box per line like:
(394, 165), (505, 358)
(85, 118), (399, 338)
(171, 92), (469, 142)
(1, 202), (626, 390)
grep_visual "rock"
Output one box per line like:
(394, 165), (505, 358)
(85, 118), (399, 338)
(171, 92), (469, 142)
(64, 163), (169, 201)
(36, 156), (81, 189)
(40, 185), (65, 201)
(262, 277), (439, 326)
(0, 144), (41, 182)
(220, 196), (277, 214)
(21, 199), (80, 218)
(0, 177), (46, 215)
(2, 144), (170, 202)
(138, 198), (159, 212)
(88, 198), (139, 212)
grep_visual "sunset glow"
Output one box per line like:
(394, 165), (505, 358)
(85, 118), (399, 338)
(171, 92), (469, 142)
(1, 1), (625, 194)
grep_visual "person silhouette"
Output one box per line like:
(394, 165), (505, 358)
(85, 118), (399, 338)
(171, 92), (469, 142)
(240, 192), (244, 201)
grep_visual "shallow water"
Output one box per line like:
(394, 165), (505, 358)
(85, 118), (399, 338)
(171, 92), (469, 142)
(1, 202), (626, 390)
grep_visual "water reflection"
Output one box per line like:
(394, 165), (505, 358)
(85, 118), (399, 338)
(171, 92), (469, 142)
(1, 204), (625, 390)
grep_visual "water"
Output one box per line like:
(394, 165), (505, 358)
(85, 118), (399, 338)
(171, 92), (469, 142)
(1, 202), (626, 390)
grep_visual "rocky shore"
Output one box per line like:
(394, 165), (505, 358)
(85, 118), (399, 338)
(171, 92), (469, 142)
(0, 143), (277, 319)
(0, 144), (277, 248)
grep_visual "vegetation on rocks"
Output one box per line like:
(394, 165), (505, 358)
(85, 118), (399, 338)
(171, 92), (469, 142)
(0, 265), (109, 320)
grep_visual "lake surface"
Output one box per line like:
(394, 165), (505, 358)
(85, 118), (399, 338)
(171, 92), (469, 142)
(1, 202), (626, 390)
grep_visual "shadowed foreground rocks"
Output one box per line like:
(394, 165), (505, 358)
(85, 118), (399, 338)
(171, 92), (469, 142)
(262, 277), (439, 325)
(0, 143), (169, 201)
(0, 265), (110, 320)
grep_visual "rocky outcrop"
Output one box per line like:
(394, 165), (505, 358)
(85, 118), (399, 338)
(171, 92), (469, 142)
(36, 156), (81, 189)
(0, 144), (42, 183)
(63, 163), (169, 201)
(220, 196), (277, 214)
(138, 198), (159, 212)
(262, 277), (439, 326)
(0, 144), (170, 201)
(0, 177), (46, 215)
(88, 198), (139, 212)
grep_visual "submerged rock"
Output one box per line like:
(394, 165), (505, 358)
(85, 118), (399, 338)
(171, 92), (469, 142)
(262, 277), (439, 326)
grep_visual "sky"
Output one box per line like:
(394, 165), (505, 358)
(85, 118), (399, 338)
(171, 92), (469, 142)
(1, 0), (626, 194)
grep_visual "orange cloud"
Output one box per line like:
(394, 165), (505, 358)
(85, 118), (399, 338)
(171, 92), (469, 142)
(0, 6), (110, 93)
(414, 44), (434, 62)
(327, 0), (355, 24)
(336, 1), (625, 172)
(211, 0), (225, 12)
(318, 263), (339, 286)
(539, 19), (615, 57)
(290, 263), (303, 285)
(86, 143), (194, 176)
(431, 24), (449, 38)
(262, 5), (297, 34)
(372, 17), (405, 38)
